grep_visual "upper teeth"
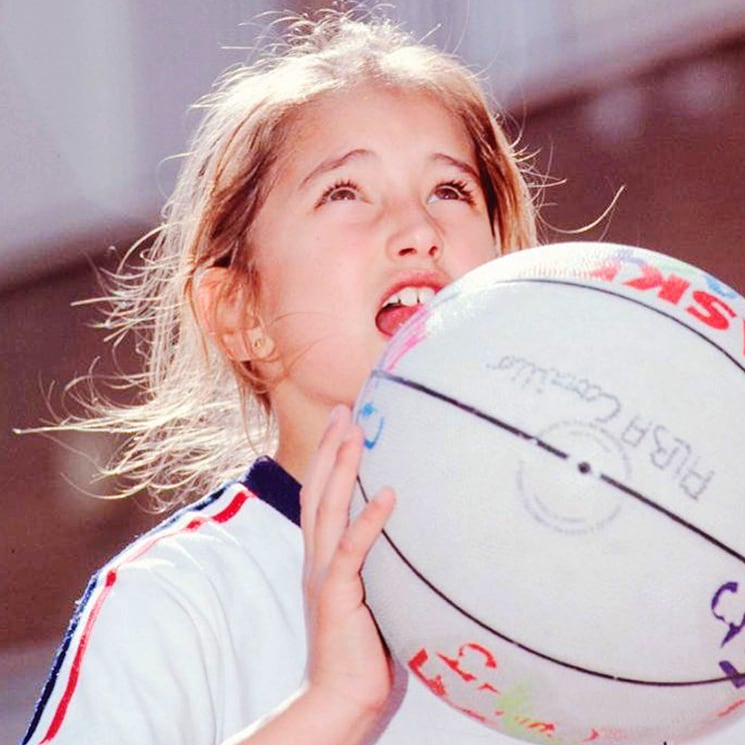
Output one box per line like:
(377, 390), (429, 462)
(382, 286), (436, 308)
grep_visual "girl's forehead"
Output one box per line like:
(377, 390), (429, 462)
(280, 84), (474, 169)
(297, 84), (461, 130)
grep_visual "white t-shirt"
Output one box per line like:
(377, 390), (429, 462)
(21, 457), (744, 745)
(21, 458), (516, 745)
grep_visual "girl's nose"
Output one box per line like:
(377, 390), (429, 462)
(385, 203), (443, 261)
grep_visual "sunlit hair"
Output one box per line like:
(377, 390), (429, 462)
(55, 9), (538, 508)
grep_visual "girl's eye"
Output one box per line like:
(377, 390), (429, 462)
(318, 179), (360, 205)
(430, 179), (475, 204)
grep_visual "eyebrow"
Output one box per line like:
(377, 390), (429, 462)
(299, 148), (481, 190)
(299, 148), (372, 189)
(432, 152), (480, 181)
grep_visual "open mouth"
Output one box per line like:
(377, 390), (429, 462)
(375, 285), (436, 337)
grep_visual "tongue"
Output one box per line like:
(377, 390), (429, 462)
(376, 304), (422, 337)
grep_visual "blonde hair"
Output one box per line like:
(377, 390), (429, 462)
(58, 9), (538, 508)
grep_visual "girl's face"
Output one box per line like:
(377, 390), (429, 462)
(251, 85), (499, 439)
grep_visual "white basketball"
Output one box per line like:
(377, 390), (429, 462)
(352, 241), (745, 745)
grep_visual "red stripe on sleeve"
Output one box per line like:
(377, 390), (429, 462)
(40, 570), (117, 743)
(39, 488), (253, 742)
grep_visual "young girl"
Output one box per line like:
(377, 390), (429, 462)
(21, 10), (537, 745)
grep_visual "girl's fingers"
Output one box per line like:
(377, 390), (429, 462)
(327, 487), (396, 581)
(301, 405), (394, 600)
(312, 426), (365, 571)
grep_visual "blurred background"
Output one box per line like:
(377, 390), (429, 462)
(2, 1), (744, 741)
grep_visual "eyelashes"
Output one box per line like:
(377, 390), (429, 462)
(432, 179), (475, 204)
(316, 177), (477, 207)
(317, 179), (360, 206)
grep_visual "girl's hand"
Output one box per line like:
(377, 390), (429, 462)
(300, 404), (396, 730)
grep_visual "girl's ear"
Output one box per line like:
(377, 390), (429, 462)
(195, 267), (272, 361)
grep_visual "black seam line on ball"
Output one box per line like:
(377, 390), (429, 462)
(358, 371), (744, 686)
(357, 472), (734, 688)
(599, 473), (745, 566)
(371, 369), (569, 460)
(433, 277), (745, 375)
(371, 370), (745, 569)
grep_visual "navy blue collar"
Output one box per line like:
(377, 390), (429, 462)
(240, 456), (301, 527)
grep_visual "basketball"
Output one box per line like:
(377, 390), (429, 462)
(351, 241), (745, 745)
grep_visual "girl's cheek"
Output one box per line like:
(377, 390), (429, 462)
(337, 208), (376, 229)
